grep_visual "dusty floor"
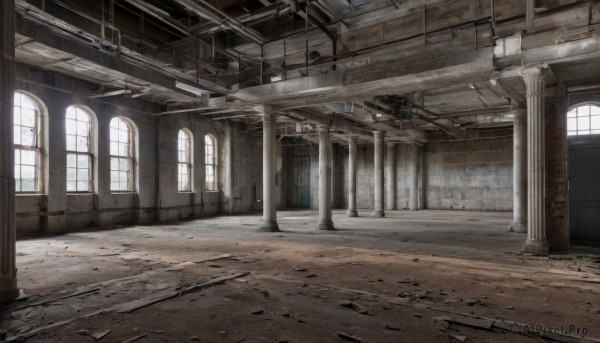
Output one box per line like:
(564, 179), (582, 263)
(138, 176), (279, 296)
(1, 209), (600, 343)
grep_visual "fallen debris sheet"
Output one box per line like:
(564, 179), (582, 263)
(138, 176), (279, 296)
(338, 332), (363, 342)
(90, 329), (111, 341)
(120, 333), (148, 343)
(115, 272), (249, 313)
(193, 254), (232, 264)
(4, 272), (249, 342)
(340, 301), (369, 315)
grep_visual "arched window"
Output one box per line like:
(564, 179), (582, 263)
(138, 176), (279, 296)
(567, 104), (600, 136)
(14, 92), (42, 193)
(205, 134), (217, 191)
(66, 106), (94, 192)
(109, 117), (134, 192)
(178, 129), (192, 192)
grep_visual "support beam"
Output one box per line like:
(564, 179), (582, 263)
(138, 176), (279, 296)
(521, 67), (548, 255)
(386, 142), (397, 211)
(14, 2), (231, 96)
(260, 107), (280, 232)
(372, 130), (386, 217)
(347, 136), (358, 217)
(317, 124), (335, 230)
(0, 0), (20, 303)
(510, 107), (527, 233)
(409, 143), (420, 211)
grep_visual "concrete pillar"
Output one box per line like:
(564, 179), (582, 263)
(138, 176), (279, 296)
(0, 0), (20, 302)
(510, 107), (527, 233)
(347, 136), (358, 217)
(260, 108), (279, 232)
(409, 143), (420, 211)
(372, 130), (385, 217)
(521, 66), (549, 254)
(317, 125), (335, 230)
(418, 144), (426, 209)
(386, 142), (397, 210)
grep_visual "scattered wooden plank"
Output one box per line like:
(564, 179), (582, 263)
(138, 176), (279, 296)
(441, 313), (494, 330)
(90, 329), (111, 340)
(120, 333), (147, 343)
(194, 254), (232, 264)
(338, 332), (363, 342)
(115, 272), (249, 314)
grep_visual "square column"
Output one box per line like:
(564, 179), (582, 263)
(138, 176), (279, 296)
(372, 130), (385, 217)
(346, 136), (358, 217)
(0, 0), (20, 302)
(317, 124), (335, 230)
(510, 107), (527, 233)
(259, 107), (279, 232)
(386, 142), (397, 210)
(521, 66), (549, 254)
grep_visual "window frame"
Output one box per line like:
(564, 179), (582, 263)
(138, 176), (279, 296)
(109, 117), (136, 193)
(13, 92), (43, 194)
(177, 129), (193, 192)
(65, 105), (94, 193)
(567, 103), (600, 137)
(205, 134), (217, 192)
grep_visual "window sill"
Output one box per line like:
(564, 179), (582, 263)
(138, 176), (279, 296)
(67, 192), (96, 195)
(16, 193), (44, 196)
(178, 191), (194, 194)
(205, 190), (220, 193)
(110, 192), (137, 195)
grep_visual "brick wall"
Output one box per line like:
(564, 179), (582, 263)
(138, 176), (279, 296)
(545, 87), (568, 251)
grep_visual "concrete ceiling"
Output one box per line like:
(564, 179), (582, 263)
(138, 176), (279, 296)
(12, 0), (600, 142)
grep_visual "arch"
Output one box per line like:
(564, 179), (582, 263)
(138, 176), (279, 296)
(65, 105), (97, 192)
(204, 133), (217, 191)
(177, 129), (193, 192)
(109, 116), (137, 192)
(13, 91), (46, 193)
(567, 103), (600, 136)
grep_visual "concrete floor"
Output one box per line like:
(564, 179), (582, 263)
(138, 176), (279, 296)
(1, 210), (600, 342)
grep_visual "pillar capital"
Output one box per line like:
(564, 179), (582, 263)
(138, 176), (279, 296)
(521, 66), (546, 96)
(254, 104), (276, 115)
(387, 141), (396, 148)
(373, 130), (386, 140)
(317, 124), (331, 134)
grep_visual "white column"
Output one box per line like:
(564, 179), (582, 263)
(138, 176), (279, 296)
(521, 66), (548, 254)
(0, 0), (20, 302)
(386, 142), (397, 210)
(372, 130), (385, 217)
(318, 124), (335, 230)
(409, 143), (420, 211)
(260, 107), (279, 232)
(347, 136), (358, 217)
(510, 107), (527, 233)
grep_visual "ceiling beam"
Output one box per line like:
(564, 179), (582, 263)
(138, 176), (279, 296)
(14, 2), (231, 96)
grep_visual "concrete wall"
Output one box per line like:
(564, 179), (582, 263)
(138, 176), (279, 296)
(285, 132), (513, 212)
(425, 137), (513, 211)
(14, 64), (260, 236)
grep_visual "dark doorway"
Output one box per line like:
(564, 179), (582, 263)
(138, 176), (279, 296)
(293, 155), (311, 208)
(569, 136), (600, 245)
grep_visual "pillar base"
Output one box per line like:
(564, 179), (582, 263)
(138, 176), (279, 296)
(318, 220), (335, 231)
(259, 223), (280, 232)
(409, 208), (419, 211)
(346, 210), (358, 217)
(0, 278), (19, 304)
(522, 239), (549, 255)
(509, 222), (527, 233)
(371, 211), (385, 218)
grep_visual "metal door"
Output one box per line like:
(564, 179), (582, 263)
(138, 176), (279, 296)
(569, 139), (600, 243)
(293, 156), (310, 208)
